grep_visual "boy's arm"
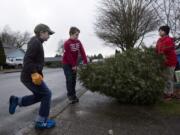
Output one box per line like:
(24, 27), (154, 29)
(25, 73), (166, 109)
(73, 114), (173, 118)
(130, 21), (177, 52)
(156, 38), (174, 54)
(161, 39), (175, 54)
(64, 42), (76, 67)
(79, 42), (88, 64)
(155, 40), (161, 54)
(24, 43), (39, 74)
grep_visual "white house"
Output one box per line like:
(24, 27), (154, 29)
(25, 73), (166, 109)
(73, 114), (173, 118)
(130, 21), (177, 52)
(3, 45), (25, 67)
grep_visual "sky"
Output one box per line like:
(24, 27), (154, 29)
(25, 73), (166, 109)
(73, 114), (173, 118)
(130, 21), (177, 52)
(0, 0), (157, 57)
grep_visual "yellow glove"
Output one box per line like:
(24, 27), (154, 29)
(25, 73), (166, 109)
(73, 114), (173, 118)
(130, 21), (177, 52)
(31, 73), (43, 85)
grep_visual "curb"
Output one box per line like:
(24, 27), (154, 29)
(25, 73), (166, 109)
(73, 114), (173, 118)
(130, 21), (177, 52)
(16, 87), (87, 135)
(0, 69), (22, 74)
(0, 68), (62, 74)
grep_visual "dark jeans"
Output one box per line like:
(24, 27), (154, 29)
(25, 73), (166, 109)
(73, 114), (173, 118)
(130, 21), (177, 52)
(63, 64), (77, 97)
(21, 81), (52, 118)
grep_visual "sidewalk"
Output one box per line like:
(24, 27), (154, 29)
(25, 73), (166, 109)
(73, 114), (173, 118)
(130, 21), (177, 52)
(19, 91), (180, 135)
(0, 69), (22, 74)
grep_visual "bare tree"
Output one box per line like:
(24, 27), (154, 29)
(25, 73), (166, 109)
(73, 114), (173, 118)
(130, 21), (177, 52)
(1, 26), (17, 47)
(56, 39), (65, 57)
(0, 26), (31, 48)
(95, 0), (159, 51)
(15, 31), (31, 48)
(152, 0), (180, 40)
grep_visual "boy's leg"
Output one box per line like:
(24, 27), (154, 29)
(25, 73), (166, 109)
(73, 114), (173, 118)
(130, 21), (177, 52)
(19, 82), (43, 107)
(72, 71), (79, 103)
(63, 64), (79, 103)
(19, 81), (51, 118)
(63, 65), (76, 97)
(9, 82), (42, 115)
(9, 81), (51, 117)
(22, 81), (55, 129)
(72, 71), (77, 95)
(37, 81), (52, 118)
(164, 67), (175, 95)
(72, 72), (77, 92)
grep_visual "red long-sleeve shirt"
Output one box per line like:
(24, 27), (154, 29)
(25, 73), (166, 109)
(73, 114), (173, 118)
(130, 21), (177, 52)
(62, 39), (88, 67)
(156, 36), (177, 67)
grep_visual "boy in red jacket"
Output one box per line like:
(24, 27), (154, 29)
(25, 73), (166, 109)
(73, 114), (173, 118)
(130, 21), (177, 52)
(156, 25), (178, 100)
(62, 27), (88, 104)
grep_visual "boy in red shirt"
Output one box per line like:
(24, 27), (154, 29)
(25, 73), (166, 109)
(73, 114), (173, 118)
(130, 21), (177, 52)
(62, 27), (88, 104)
(156, 25), (178, 100)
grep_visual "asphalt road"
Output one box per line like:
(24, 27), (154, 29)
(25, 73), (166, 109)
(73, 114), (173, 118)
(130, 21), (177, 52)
(0, 68), (81, 135)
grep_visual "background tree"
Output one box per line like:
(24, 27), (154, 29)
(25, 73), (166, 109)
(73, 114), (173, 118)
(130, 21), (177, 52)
(115, 49), (120, 56)
(0, 38), (6, 70)
(0, 26), (31, 48)
(152, 0), (180, 37)
(95, 0), (159, 51)
(152, 0), (180, 45)
(88, 54), (104, 62)
(15, 31), (31, 48)
(97, 53), (103, 59)
(55, 39), (65, 57)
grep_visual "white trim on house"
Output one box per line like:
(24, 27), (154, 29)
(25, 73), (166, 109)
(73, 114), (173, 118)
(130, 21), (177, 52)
(3, 45), (25, 66)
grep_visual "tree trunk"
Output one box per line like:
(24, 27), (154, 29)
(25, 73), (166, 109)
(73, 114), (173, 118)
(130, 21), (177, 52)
(0, 66), (3, 71)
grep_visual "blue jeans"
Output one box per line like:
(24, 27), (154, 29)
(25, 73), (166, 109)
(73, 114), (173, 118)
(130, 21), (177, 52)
(63, 64), (77, 97)
(21, 81), (52, 118)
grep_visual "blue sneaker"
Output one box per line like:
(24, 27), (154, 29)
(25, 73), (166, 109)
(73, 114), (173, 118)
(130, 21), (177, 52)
(35, 119), (56, 129)
(9, 96), (18, 115)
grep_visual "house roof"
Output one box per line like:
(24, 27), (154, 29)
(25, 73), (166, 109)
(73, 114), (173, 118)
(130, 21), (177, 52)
(3, 45), (25, 58)
(45, 57), (62, 62)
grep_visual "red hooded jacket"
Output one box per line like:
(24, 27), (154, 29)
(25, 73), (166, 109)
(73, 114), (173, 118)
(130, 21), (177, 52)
(156, 36), (177, 67)
(62, 39), (88, 67)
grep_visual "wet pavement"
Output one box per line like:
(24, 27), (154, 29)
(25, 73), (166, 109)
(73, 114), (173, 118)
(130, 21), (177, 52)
(20, 91), (180, 135)
(0, 68), (83, 135)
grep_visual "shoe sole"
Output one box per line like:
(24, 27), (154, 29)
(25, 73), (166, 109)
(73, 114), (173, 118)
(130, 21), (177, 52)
(69, 100), (79, 104)
(9, 96), (16, 114)
(35, 125), (56, 129)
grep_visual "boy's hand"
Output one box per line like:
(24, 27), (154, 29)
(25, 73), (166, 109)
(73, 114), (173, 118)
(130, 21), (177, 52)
(72, 66), (77, 72)
(82, 63), (88, 68)
(31, 73), (43, 85)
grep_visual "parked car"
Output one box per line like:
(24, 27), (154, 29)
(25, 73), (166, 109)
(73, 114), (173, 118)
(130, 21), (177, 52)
(6, 57), (23, 68)
(91, 59), (104, 63)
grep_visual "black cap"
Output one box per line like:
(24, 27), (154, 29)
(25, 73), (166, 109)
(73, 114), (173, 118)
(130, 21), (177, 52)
(34, 24), (55, 35)
(159, 25), (170, 35)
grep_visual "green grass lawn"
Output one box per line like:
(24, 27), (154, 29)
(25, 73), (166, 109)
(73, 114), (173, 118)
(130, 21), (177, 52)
(155, 99), (180, 116)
